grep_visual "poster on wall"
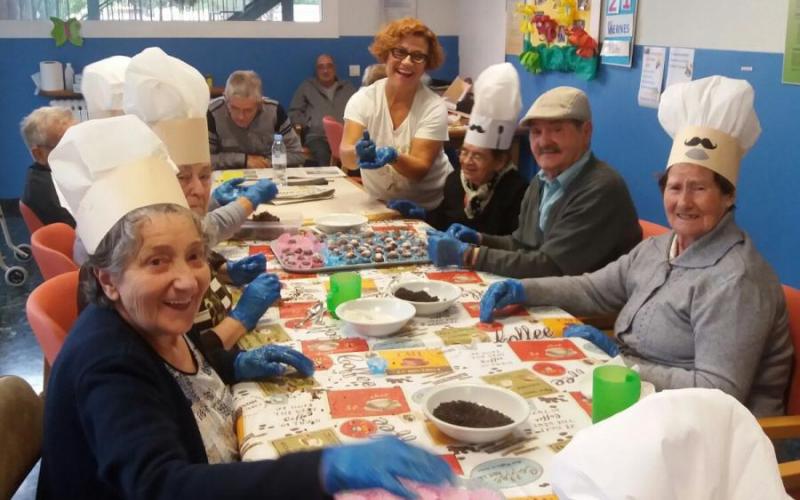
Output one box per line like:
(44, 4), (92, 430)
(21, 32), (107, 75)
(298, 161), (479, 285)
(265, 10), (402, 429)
(637, 46), (666, 109)
(506, 0), (524, 55)
(383, 0), (417, 23)
(511, 0), (602, 80)
(783, 0), (800, 85)
(600, 0), (638, 67)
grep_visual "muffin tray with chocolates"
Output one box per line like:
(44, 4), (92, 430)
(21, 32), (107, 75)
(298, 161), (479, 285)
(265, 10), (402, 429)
(271, 227), (429, 273)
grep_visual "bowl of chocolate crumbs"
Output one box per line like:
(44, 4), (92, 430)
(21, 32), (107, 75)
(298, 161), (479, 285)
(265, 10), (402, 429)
(423, 383), (530, 443)
(390, 279), (461, 316)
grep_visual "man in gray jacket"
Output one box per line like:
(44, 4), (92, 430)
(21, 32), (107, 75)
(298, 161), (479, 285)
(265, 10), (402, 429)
(208, 70), (305, 170)
(428, 86), (642, 279)
(289, 54), (356, 166)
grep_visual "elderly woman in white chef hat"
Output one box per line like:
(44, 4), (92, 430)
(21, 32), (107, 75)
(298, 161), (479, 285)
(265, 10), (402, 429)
(479, 76), (792, 417)
(123, 47), (282, 351)
(387, 62), (527, 235)
(38, 115), (453, 500)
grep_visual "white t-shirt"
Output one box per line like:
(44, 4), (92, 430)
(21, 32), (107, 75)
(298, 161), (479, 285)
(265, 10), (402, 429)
(344, 79), (453, 209)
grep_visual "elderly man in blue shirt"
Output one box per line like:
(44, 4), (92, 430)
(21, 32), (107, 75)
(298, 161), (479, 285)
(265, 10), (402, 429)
(428, 86), (642, 279)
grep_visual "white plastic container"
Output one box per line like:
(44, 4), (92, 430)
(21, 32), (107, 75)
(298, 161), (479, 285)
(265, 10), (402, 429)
(272, 133), (287, 187)
(64, 63), (74, 92)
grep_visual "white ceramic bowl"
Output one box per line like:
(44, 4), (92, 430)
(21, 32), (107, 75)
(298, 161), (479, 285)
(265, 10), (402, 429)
(336, 298), (416, 337)
(423, 383), (530, 444)
(390, 279), (461, 316)
(314, 213), (368, 233)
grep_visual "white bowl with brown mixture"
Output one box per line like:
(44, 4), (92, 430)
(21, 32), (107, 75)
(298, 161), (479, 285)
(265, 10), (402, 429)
(390, 279), (461, 316)
(423, 383), (530, 444)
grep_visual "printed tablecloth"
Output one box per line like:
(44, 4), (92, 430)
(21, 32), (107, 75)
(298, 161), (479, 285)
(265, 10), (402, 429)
(219, 220), (612, 499)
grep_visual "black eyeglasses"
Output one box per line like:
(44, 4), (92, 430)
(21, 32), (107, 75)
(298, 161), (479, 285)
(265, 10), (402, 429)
(389, 47), (429, 64)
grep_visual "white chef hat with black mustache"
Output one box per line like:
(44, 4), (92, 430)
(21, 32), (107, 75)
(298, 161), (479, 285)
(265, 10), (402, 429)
(464, 63), (522, 150)
(658, 75), (761, 187)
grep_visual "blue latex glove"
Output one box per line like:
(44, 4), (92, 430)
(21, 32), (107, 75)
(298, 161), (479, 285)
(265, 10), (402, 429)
(226, 254), (267, 287)
(355, 131), (377, 164)
(233, 344), (315, 381)
(229, 273), (281, 330)
(241, 179), (278, 207)
(212, 177), (245, 206)
(426, 230), (470, 268)
(387, 199), (426, 219)
(446, 223), (480, 244)
(479, 279), (527, 323)
(356, 131), (397, 169)
(321, 436), (454, 498)
(564, 324), (620, 357)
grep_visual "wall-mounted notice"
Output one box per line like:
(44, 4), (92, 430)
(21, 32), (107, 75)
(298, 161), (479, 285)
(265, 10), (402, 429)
(783, 0), (800, 85)
(665, 47), (695, 88)
(638, 46), (666, 109)
(600, 0), (638, 67)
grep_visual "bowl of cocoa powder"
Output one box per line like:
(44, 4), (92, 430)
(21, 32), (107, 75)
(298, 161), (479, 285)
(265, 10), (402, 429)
(391, 279), (461, 316)
(423, 383), (530, 444)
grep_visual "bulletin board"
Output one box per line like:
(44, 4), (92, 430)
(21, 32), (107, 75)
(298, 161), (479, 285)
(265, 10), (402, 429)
(508, 0), (602, 80)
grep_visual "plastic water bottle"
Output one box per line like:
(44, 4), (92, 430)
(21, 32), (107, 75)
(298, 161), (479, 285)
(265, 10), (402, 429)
(272, 133), (287, 187)
(64, 63), (74, 92)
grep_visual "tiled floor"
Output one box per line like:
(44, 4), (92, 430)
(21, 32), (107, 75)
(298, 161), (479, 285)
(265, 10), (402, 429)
(0, 200), (44, 499)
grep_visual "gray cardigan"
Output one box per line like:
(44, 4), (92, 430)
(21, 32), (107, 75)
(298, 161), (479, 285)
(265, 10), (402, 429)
(475, 154), (641, 278)
(521, 212), (792, 417)
(289, 78), (356, 139)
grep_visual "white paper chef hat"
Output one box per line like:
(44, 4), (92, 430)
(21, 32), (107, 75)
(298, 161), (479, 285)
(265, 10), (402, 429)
(658, 75), (761, 187)
(464, 63), (522, 150)
(82, 55), (131, 119)
(49, 114), (188, 254)
(551, 389), (789, 500)
(123, 47), (211, 166)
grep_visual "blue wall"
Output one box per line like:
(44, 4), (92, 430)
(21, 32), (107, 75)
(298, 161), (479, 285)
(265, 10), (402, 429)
(510, 45), (800, 288)
(0, 34), (458, 195)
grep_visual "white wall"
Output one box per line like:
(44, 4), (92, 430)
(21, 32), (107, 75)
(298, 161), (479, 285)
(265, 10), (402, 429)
(339, 0), (459, 36)
(634, 0), (788, 53)
(457, 0), (505, 78)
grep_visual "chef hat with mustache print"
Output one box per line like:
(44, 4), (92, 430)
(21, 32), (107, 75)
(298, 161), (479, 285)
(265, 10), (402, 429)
(658, 75), (761, 187)
(464, 63), (522, 150)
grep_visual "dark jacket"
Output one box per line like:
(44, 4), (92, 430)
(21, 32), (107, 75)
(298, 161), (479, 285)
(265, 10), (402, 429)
(22, 162), (75, 227)
(289, 78), (356, 139)
(37, 305), (329, 500)
(426, 168), (528, 235)
(476, 154), (642, 278)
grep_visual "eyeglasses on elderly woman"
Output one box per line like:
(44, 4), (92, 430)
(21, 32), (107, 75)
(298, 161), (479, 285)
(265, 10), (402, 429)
(389, 47), (429, 64)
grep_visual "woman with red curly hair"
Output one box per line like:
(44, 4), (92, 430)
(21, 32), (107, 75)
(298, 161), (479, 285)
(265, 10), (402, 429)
(341, 17), (453, 210)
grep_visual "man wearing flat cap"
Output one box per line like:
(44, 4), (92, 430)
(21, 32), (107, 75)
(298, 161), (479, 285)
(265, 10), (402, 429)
(430, 86), (642, 278)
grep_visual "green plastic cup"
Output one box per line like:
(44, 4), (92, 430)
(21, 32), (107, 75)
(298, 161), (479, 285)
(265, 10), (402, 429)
(592, 365), (641, 424)
(326, 271), (362, 319)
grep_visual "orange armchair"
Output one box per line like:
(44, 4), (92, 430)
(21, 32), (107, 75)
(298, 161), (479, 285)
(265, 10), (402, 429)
(18, 200), (44, 235)
(26, 270), (79, 368)
(31, 223), (78, 280)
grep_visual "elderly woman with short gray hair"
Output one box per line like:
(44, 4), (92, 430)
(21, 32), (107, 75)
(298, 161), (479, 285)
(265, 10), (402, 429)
(479, 76), (792, 417)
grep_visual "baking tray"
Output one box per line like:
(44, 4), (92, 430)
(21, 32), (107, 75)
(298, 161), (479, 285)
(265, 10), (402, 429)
(270, 226), (430, 273)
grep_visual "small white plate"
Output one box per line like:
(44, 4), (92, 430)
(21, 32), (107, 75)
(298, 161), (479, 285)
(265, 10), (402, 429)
(314, 213), (368, 233)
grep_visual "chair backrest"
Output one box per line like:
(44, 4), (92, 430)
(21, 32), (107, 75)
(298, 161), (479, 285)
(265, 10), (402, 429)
(322, 115), (344, 164)
(26, 270), (79, 366)
(31, 223), (78, 280)
(19, 200), (44, 235)
(0, 375), (43, 499)
(639, 219), (670, 239)
(784, 285), (800, 416)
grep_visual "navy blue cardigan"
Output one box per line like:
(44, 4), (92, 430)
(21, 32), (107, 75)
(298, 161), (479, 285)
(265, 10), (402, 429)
(37, 305), (330, 500)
